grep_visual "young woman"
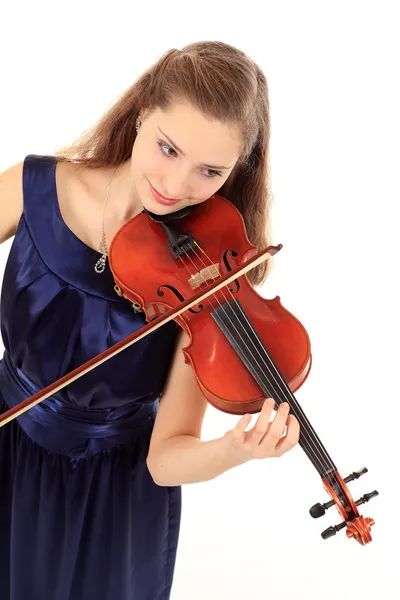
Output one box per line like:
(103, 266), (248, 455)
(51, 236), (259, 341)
(0, 41), (300, 600)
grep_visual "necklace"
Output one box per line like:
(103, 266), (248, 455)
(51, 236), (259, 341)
(94, 166), (118, 274)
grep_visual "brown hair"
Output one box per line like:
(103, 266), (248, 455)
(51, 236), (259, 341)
(54, 41), (274, 286)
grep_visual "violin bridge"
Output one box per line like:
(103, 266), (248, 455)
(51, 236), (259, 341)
(189, 264), (220, 289)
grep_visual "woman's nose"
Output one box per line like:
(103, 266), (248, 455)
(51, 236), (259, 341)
(162, 171), (194, 200)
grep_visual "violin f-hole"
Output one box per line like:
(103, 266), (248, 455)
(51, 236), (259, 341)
(157, 284), (203, 314)
(223, 249), (240, 294)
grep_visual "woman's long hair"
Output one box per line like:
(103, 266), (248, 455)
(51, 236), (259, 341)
(54, 41), (274, 286)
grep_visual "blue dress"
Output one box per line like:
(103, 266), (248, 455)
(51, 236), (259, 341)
(0, 154), (181, 600)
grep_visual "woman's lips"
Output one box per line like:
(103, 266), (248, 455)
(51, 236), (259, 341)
(149, 183), (181, 206)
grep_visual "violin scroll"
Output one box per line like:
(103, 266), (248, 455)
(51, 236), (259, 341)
(309, 467), (378, 545)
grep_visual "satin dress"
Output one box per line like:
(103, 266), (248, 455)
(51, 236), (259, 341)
(0, 154), (181, 600)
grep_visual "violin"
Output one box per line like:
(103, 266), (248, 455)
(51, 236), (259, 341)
(0, 194), (378, 545)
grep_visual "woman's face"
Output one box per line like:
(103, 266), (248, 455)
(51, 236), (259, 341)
(130, 99), (244, 215)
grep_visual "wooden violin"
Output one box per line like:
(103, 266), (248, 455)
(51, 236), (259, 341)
(0, 194), (378, 544)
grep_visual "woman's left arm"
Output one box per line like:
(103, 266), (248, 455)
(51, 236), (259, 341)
(146, 330), (299, 486)
(147, 329), (246, 486)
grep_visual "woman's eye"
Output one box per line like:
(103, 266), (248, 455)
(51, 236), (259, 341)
(157, 140), (222, 179)
(203, 168), (222, 179)
(158, 141), (176, 157)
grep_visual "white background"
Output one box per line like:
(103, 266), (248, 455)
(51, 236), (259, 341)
(1, 1), (399, 598)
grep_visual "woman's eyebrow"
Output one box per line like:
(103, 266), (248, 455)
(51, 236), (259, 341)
(157, 126), (232, 170)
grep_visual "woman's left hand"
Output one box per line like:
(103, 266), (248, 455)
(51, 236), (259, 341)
(222, 397), (300, 464)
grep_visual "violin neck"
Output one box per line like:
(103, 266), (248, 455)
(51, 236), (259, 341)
(212, 300), (337, 479)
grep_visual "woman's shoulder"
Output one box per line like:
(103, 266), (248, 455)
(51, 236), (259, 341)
(0, 160), (24, 244)
(55, 159), (95, 200)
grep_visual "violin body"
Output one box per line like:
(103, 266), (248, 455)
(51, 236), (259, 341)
(109, 195), (311, 415)
(179, 287), (312, 415)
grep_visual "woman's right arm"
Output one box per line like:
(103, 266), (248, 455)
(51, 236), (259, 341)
(0, 161), (24, 244)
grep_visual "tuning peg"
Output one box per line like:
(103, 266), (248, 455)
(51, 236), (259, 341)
(309, 499), (335, 518)
(321, 521), (347, 539)
(343, 467), (368, 483)
(311, 489), (379, 519)
(355, 490), (379, 507)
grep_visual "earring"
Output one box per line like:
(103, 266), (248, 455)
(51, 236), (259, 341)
(136, 116), (141, 133)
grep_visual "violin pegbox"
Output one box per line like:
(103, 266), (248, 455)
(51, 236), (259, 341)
(309, 467), (378, 545)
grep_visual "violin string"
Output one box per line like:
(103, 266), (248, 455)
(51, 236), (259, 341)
(181, 252), (325, 468)
(182, 248), (336, 476)
(194, 247), (338, 476)
(179, 248), (337, 478)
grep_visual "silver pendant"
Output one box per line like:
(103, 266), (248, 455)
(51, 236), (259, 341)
(94, 253), (107, 273)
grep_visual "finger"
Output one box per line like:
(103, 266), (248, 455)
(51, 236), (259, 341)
(261, 402), (290, 446)
(232, 413), (252, 440)
(273, 414), (300, 456)
(249, 398), (276, 444)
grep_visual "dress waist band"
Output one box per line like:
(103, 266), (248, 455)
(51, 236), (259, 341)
(0, 351), (157, 457)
